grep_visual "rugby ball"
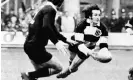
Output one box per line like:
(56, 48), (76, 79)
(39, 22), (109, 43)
(94, 48), (112, 63)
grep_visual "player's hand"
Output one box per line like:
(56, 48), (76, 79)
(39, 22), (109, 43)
(55, 41), (69, 56)
(92, 48), (112, 63)
(66, 38), (77, 46)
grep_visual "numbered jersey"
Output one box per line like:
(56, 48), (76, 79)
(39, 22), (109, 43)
(75, 19), (108, 42)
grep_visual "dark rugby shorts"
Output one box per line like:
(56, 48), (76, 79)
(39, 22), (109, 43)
(24, 43), (52, 64)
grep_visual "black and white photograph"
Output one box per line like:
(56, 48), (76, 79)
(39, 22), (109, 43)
(1, 0), (133, 80)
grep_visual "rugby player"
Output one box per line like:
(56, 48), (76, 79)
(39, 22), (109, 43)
(21, 0), (76, 80)
(127, 18), (133, 80)
(57, 4), (112, 78)
(125, 17), (133, 35)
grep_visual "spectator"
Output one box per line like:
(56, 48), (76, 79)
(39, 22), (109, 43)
(7, 15), (19, 32)
(5, 9), (16, 26)
(1, 9), (6, 31)
(58, 11), (77, 33)
(108, 11), (119, 32)
(123, 12), (133, 33)
(128, 12), (133, 20)
(118, 12), (128, 32)
(18, 7), (30, 36)
(125, 17), (133, 34)
(101, 12), (110, 31)
(1, 19), (5, 31)
(4, 15), (19, 41)
(129, 17), (133, 26)
(18, 8), (25, 22)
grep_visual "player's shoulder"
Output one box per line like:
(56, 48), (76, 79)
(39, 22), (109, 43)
(129, 17), (133, 25)
(39, 2), (56, 12)
(41, 5), (54, 11)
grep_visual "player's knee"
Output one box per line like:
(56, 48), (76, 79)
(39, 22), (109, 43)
(77, 52), (89, 60)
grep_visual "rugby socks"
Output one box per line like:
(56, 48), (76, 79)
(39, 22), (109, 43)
(28, 67), (50, 79)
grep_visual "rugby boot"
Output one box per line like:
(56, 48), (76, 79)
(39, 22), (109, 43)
(21, 72), (37, 80)
(56, 68), (71, 78)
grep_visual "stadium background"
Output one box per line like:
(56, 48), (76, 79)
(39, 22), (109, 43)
(2, 0), (133, 18)
(1, 0), (133, 80)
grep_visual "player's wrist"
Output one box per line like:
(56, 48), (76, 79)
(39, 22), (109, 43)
(74, 33), (84, 42)
(55, 41), (62, 47)
(99, 43), (108, 49)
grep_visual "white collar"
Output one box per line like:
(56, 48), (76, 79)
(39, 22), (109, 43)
(42, 1), (57, 12)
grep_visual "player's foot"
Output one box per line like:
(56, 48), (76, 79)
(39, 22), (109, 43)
(21, 72), (37, 80)
(56, 68), (71, 78)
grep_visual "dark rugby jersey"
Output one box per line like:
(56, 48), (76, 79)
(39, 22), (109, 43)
(75, 19), (108, 42)
(25, 4), (66, 46)
(129, 17), (133, 26)
(125, 17), (133, 29)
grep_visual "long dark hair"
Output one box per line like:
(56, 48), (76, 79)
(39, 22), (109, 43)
(82, 4), (101, 18)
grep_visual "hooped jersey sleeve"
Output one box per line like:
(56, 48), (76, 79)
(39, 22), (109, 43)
(72, 19), (108, 42)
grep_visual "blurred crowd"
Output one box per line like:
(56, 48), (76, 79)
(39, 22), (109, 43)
(1, 7), (133, 35)
(101, 10), (133, 33)
(1, 8), (34, 36)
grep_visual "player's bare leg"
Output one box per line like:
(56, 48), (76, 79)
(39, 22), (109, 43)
(57, 43), (94, 78)
(69, 52), (76, 65)
(57, 55), (88, 78)
(21, 56), (63, 80)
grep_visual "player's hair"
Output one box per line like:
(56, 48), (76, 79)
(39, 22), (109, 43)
(47, 0), (64, 7)
(82, 4), (101, 18)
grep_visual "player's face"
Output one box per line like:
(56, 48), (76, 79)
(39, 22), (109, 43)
(91, 10), (101, 25)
